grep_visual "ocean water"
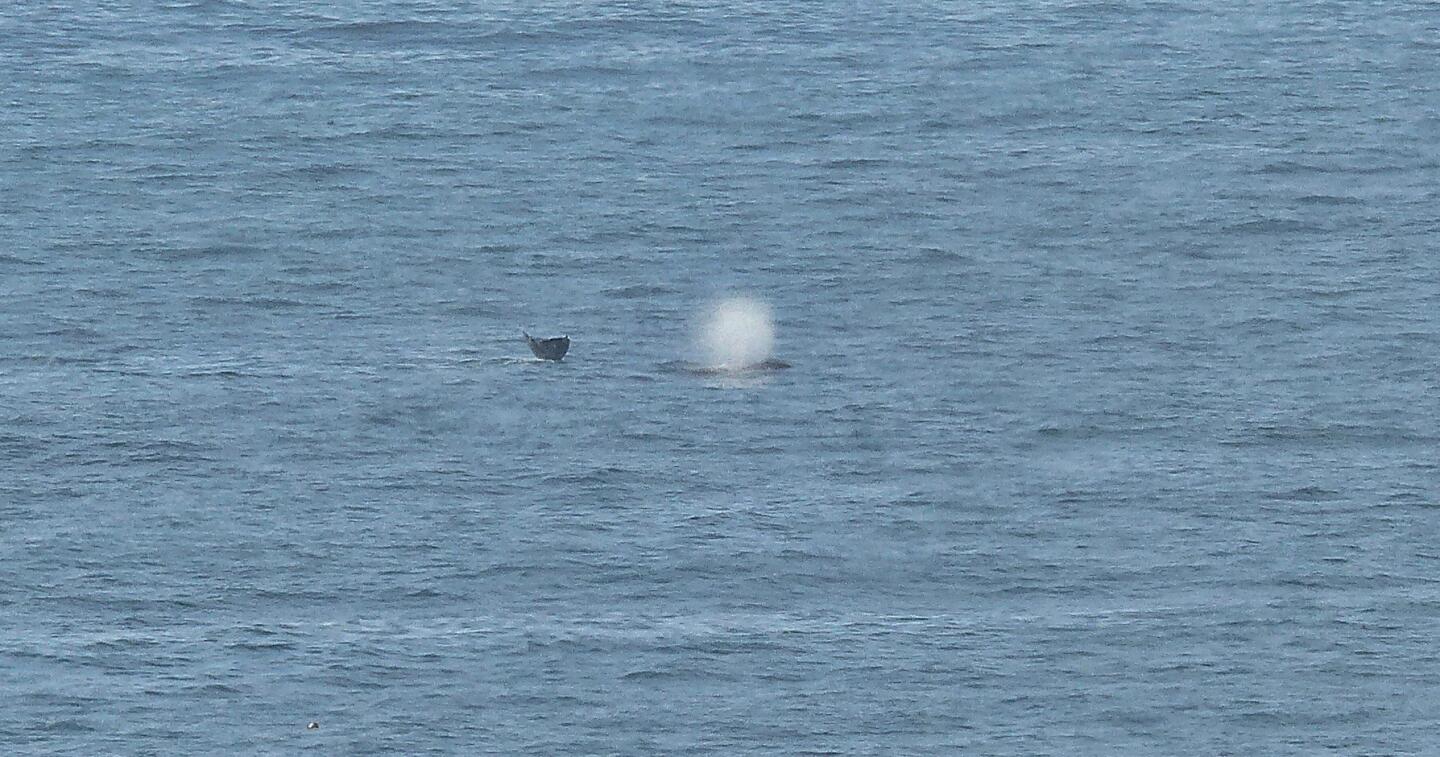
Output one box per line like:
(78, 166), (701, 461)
(3, 1), (1440, 753)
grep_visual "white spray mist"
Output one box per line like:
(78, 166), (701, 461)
(701, 296), (775, 369)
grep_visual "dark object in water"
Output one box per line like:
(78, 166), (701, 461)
(667, 357), (791, 375)
(523, 331), (569, 361)
(307, 722), (319, 730)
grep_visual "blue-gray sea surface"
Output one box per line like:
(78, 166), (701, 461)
(4, 1), (1440, 754)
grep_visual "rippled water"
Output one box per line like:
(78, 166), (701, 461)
(4, 1), (1440, 753)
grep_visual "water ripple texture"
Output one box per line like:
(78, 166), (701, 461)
(3, 1), (1439, 754)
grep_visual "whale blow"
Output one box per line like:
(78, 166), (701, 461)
(701, 296), (774, 370)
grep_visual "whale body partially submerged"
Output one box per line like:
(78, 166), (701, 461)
(523, 332), (569, 361)
(665, 358), (791, 375)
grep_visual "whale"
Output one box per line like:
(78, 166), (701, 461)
(523, 331), (569, 361)
(665, 358), (791, 375)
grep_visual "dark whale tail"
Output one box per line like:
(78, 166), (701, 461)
(523, 331), (570, 361)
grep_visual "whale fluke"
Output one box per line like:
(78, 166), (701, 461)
(523, 331), (569, 361)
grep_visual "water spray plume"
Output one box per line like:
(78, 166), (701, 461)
(702, 296), (774, 369)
